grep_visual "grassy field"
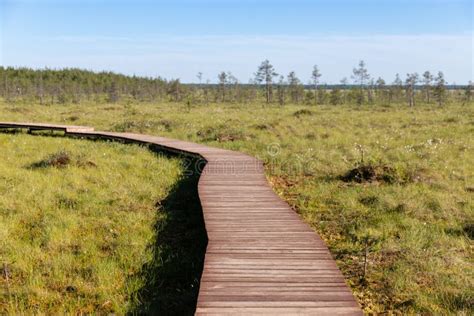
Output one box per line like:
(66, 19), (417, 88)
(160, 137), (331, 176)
(1, 99), (473, 314)
(0, 132), (193, 314)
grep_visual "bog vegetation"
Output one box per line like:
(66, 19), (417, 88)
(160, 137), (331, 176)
(0, 63), (473, 314)
(0, 134), (184, 314)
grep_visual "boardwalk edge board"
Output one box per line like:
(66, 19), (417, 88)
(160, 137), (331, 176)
(0, 122), (362, 315)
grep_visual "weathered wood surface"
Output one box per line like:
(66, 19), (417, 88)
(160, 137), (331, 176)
(0, 121), (94, 133)
(0, 122), (361, 315)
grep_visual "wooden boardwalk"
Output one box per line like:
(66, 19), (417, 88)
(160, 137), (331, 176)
(0, 122), (362, 315)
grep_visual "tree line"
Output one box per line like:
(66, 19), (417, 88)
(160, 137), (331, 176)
(1, 61), (472, 106)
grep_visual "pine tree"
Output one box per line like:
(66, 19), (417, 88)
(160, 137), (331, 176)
(217, 71), (228, 102)
(287, 71), (303, 104)
(422, 71), (433, 103)
(255, 60), (278, 104)
(276, 75), (286, 106)
(351, 60), (370, 105)
(433, 71), (447, 106)
(464, 81), (473, 104)
(375, 77), (386, 105)
(311, 65), (322, 105)
(405, 73), (419, 107)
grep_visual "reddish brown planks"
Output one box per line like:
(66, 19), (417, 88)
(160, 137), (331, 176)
(0, 122), (361, 315)
(0, 121), (94, 133)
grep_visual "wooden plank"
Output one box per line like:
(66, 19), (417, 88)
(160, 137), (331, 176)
(195, 307), (361, 315)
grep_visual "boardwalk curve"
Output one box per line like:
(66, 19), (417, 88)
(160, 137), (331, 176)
(0, 122), (362, 315)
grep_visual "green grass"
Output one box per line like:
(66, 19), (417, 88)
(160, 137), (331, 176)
(1, 99), (473, 314)
(0, 133), (185, 314)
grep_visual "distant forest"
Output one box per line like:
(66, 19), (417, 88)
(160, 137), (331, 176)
(1, 61), (472, 107)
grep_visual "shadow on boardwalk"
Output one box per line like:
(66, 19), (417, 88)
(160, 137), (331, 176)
(128, 158), (208, 315)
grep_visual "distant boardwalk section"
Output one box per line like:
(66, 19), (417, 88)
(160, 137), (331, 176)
(0, 122), (362, 315)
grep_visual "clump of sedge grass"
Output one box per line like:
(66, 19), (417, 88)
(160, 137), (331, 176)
(340, 164), (398, 184)
(293, 109), (313, 117)
(28, 151), (97, 169)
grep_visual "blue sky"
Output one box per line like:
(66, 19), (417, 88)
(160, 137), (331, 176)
(1, 0), (472, 83)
